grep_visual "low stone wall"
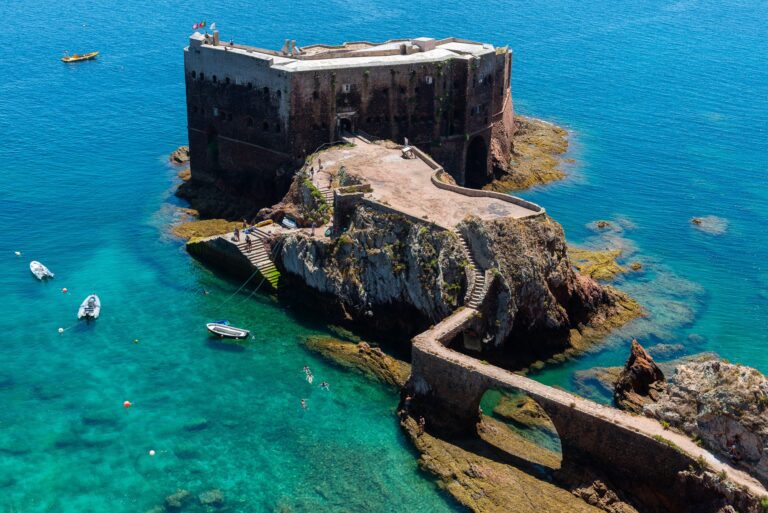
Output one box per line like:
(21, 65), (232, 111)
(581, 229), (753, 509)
(408, 143), (545, 216)
(359, 197), (448, 232)
(431, 170), (545, 215)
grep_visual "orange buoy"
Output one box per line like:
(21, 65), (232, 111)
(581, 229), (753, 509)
(123, 400), (132, 408)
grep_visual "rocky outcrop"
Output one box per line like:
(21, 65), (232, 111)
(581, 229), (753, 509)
(169, 146), (190, 164)
(256, 172), (330, 228)
(613, 340), (667, 413)
(568, 248), (626, 282)
(456, 216), (641, 366)
(303, 336), (410, 387)
(172, 219), (242, 240)
(487, 116), (569, 192)
(645, 360), (768, 486)
(277, 206), (467, 338)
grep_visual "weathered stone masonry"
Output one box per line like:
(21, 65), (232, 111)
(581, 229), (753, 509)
(184, 33), (514, 208)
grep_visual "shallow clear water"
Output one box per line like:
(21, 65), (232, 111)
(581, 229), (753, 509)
(1, 0), (766, 510)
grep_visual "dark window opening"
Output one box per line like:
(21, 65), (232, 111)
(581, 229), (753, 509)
(225, 77), (230, 85)
(277, 90), (282, 98)
(191, 70), (197, 79)
(274, 123), (281, 133)
(247, 82), (253, 89)
(246, 117), (254, 128)
(199, 72), (205, 81)
(415, 86), (420, 94)
(227, 113), (233, 121)
(263, 86), (269, 95)
(312, 90), (319, 100)
(262, 121), (269, 131)
(212, 75), (218, 83)
(399, 86), (406, 94)
(465, 136), (488, 188)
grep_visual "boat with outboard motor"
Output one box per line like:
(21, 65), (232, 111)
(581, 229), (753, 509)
(206, 320), (250, 339)
(78, 294), (101, 319)
(30, 261), (54, 280)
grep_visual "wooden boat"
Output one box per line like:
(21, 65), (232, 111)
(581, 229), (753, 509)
(30, 261), (54, 280)
(206, 322), (250, 339)
(61, 51), (99, 63)
(78, 294), (101, 319)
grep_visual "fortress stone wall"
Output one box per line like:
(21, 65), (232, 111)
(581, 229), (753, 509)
(184, 33), (515, 208)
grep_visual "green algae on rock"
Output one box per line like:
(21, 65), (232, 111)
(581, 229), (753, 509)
(486, 116), (569, 192)
(172, 219), (242, 241)
(568, 247), (625, 282)
(303, 336), (411, 388)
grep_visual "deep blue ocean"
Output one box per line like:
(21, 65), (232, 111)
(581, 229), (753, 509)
(0, 0), (766, 511)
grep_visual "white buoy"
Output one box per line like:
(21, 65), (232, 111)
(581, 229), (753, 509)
(149, 450), (156, 456)
(14, 251), (21, 256)
(58, 328), (64, 334)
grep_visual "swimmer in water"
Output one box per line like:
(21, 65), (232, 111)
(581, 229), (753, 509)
(303, 365), (311, 375)
(319, 382), (330, 390)
(301, 399), (307, 410)
(306, 373), (314, 384)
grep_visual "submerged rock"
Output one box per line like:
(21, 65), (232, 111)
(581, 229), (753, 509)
(613, 340), (667, 413)
(690, 216), (729, 235)
(198, 488), (224, 507)
(645, 360), (768, 485)
(164, 489), (192, 510)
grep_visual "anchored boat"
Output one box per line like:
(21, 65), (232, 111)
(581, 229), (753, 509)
(78, 294), (101, 319)
(206, 321), (250, 339)
(61, 51), (99, 63)
(30, 261), (54, 280)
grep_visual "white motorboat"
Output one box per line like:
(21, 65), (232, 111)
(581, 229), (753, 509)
(30, 261), (54, 280)
(78, 294), (101, 319)
(206, 322), (250, 339)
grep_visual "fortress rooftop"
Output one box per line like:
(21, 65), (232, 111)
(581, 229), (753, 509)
(188, 33), (505, 72)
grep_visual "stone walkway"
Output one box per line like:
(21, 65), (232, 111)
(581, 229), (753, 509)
(414, 307), (768, 500)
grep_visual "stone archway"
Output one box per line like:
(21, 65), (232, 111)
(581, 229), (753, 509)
(477, 388), (563, 471)
(339, 118), (352, 133)
(465, 135), (488, 188)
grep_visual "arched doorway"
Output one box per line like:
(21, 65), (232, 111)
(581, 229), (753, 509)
(206, 124), (219, 169)
(338, 117), (353, 135)
(465, 136), (488, 188)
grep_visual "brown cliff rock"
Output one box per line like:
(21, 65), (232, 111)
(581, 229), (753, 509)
(613, 340), (667, 413)
(645, 360), (768, 486)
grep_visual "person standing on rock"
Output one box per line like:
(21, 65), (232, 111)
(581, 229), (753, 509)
(417, 416), (426, 436)
(233, 227), (240, 242)
(245, 235), (252, 252)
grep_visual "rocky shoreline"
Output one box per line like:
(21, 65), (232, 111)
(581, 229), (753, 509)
(487, 115), (570, 192)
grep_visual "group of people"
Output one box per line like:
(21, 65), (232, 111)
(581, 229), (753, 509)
(399, 394), (426, 436)
(300, 366), (330, 410)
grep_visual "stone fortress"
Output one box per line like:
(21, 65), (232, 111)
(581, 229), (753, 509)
(182, 31), (768, 512)
(184, 32), (514, 206)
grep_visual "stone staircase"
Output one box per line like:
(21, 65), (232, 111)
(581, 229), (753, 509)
(235, 227), (281, 290)
(456, 234), (486, 308)
(317, 184), (334, 206)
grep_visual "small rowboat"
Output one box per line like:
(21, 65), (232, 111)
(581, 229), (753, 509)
(62, 51), (99, 63)
(78, 294), (101, 319)
(206, 322), (250, 339)
(30, 261), (54, 280)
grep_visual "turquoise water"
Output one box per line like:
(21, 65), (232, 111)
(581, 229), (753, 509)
(1, 0), (766, 510)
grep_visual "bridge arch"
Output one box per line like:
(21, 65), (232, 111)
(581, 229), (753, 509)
(478, 388), (563, 471)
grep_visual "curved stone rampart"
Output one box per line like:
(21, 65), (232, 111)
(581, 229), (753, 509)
(430, 169), (545, 215)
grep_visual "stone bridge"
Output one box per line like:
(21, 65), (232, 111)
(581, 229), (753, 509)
(408, 307), (768, 510)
